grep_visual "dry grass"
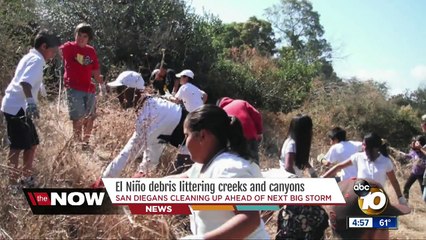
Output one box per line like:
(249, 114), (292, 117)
(260, 111), (426, 240)
(0, 96), (190, 239)
(384, 165), (426, 240)
(1, 95), (426, 239)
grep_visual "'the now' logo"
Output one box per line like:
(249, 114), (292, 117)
(23, 189), (121, 215)
(27, 191), (105, 206)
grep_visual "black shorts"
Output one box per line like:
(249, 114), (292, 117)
(3, 108), (39, 150)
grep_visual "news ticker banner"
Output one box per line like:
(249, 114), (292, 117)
(23, 178), (345, 215)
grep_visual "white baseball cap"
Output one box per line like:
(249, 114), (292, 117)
(107, 71), (145, 90)
(176, 69), (194, 79)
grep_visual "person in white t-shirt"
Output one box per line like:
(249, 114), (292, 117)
(172, 69), (207, 112)
(322, 132), (407, 205)
(279, 114), (318, 178)
(92, 71), (187, 187)
(414, 114), (426, 202)
(320, 127), (362, 181)
(169, 104), (269, 239)
(1, 30), (60, 187)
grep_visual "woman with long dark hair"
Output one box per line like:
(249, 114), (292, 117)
(276, 114), (328, 240)
(280, 114), (317, 177)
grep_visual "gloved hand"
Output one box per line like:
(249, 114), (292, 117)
(25, 98), (39, 119)
(398, 196), (408, 205)
(316, 153), (326, 163)
(91, 177), (105, 188)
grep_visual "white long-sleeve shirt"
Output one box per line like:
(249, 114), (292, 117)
(102, 97), (182, 177)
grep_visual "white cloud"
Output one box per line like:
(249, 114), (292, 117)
(411, 65), (426, 81)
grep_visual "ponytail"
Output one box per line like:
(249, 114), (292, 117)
(364, 132), (389, 159)
(228, 116), (252, 160)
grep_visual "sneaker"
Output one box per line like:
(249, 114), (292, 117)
(20, 176), (36, 188)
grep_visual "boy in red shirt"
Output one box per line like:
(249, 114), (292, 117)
(60, 23), (104, 148)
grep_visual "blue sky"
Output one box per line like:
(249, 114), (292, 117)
(188, 0), (426, 95)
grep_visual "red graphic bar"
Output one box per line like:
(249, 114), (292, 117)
(27, 193), (37, 206)
(127, 204), (191, 215)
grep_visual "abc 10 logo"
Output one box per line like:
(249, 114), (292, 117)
(353, 179), (388, 215)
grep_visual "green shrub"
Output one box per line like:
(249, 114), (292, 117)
(205, 59), (262, 104)
(305, 79), (420, 150)
(205, 48), (316, 112)
(0, 1), (37, 92)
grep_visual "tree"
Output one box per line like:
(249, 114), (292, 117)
(36, 0), (218, 75)
(240, 17), (277, 55)
(179, 13), (222, 85)
(391, 87), (426, 117)
(37, 0), (181, 68)
(306, 78), (419, 149)
(0, 0), (37, 92)
(214, 17), (277, 56)
(265, 0), (332, 64)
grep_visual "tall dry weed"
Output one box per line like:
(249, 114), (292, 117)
(0, 95), (191, 239)
(1, 92), (425, 239)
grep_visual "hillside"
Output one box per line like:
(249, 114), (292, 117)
(0, 98), (425, 239)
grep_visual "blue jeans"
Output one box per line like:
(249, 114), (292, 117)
(66, 88), (96, 120)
